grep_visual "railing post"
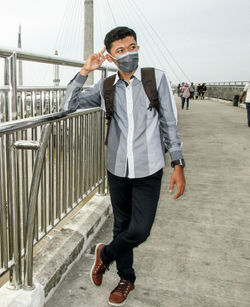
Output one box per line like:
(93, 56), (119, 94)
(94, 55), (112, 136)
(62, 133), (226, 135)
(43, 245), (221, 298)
(98, 111), (106, 195)
(97, 68), (109, 196)
(21, 123), (52, 290)
(5, 53), (22, 290)
(4, 58), (9, 86)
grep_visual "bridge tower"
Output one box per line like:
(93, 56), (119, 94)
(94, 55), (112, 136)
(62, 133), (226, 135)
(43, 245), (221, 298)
(84, 0), (94, 85)
(18, 25), (23, 86)
(53, 50), (60, 86)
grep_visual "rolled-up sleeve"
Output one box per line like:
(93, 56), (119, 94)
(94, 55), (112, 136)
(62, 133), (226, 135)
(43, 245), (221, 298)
(157, 72), (184, 161)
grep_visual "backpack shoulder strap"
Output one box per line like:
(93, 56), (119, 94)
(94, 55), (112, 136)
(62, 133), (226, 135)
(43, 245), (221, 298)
(141, 67), (160, 112)
(103, 74), (116, 145)
(141, 67), (160, 113)
(103, 74), (116, 120)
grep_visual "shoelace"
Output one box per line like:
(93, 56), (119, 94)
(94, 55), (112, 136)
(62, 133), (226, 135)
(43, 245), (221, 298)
(112, 280), (132, 297)
(94, 262), (110, 274)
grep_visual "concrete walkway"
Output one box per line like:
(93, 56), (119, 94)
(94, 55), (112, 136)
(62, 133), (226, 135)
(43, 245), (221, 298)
(45, 98), (250, 307)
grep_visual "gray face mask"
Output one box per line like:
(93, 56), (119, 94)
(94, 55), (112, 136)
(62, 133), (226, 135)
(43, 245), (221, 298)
(113, 51), (139, 73)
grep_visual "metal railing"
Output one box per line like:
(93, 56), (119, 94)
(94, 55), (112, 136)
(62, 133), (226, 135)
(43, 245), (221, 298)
(206, 81), (247, 86)
(0, 47), (115, 290)
(206, 82), (246, 101)
(0, 46), (116, 122)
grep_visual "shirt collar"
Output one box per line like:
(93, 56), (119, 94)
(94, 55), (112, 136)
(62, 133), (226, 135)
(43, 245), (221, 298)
(113, 66), (141, 85)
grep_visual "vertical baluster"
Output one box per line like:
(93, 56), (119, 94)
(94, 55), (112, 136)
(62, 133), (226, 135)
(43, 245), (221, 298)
(56, 120), (61, 220)
(91, 113), (94, 190)
(68, 118), (73, 209)
(83, 114), (88, 195)
(62, 119), (67, 214)
(79, 115), (84, 198)
(0, 136), (8, 271)
(49, 123), (54, 226)
(74, 116), (79, 203)
(86, 114), (90, 192)
(5, 53), (22, 289)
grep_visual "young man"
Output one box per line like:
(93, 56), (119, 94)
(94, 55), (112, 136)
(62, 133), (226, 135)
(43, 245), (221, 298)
(61, 26), (186, 306)
(240, 81), (250, 127)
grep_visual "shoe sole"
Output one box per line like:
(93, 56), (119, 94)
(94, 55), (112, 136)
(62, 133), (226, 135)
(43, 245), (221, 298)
(108, 301), (126, 306)
(108, 287), (134, 306)
(90, 243), (104, 286)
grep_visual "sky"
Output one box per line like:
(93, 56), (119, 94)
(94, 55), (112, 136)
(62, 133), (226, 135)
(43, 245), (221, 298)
(0, 0), (250, 85)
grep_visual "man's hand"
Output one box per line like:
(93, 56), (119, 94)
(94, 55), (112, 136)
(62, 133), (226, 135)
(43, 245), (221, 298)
(169, 166), (186, 200)
(80, 46), (106, 76)
(240, 91), (246, 103)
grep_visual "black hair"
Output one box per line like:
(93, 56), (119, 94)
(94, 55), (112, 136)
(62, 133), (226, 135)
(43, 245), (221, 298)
(104, 26), (137, 53)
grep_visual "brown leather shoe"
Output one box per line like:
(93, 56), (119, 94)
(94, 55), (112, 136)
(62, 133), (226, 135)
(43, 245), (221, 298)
(109, 279), (135, 306)
(90, 243), (110, 286)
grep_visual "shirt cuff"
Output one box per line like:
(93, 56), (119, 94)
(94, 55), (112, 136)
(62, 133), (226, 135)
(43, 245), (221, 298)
(169, 150), (183, 161)
(74, 72), (88, 84)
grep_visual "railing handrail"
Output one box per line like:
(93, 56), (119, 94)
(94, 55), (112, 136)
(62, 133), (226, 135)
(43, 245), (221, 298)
(0, 46), (116, 72)
(0, 85), (67, 91)
(0, 107), (101, 135)
(206, 81), (247, 86)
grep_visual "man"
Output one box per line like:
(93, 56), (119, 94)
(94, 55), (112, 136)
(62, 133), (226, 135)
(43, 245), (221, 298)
(201, 83), (207, 100)
(240, 81), (250, 127)
(189, 82), (195, 99)
(61, 26), (186, 306)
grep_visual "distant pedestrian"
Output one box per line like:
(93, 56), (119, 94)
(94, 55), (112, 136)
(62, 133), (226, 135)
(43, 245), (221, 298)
(197, 83), (202, 98)
(179, 82), (184, 99)
(181, 83), (190, 110)
(201, 83), (207, 100)
(177, 83), (181, 96)
(195, 87), (199, 100)
(240, 81), (250, 127)
(189, 82), (195, 99)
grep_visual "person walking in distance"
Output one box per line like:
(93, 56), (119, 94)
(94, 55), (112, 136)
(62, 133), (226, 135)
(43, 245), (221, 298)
(201, 83), (207, 100)
(181, 83), (191, 110)
(61, 26), (186, 306)
(240, 81), (250, 127)
(189, 82), (195, 99)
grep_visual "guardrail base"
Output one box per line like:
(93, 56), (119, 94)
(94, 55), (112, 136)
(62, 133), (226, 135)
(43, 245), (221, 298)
(0, 281), (44, 307)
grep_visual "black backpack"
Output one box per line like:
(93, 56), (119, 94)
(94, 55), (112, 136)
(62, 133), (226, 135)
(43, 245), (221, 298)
(103, 67), (160, 145)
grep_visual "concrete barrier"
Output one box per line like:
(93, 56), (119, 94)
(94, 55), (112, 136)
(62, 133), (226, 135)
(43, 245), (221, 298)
(0, 194), (112, 307)
(206, 84), (244, 101)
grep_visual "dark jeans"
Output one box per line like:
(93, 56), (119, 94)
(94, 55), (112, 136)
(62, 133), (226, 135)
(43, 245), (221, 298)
(101, 169), (163, 283)
(246, 103), (250, 124)
(182, 97), (190, 109)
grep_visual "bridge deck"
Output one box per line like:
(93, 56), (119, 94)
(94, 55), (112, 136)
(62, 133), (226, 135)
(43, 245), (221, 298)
(46, 98), (250, 307)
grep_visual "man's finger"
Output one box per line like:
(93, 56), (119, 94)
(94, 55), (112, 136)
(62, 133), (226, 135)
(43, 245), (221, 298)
(174, 189), (182, 200)
(174, 184), (185, 199)
(100, 46), (106, 54)
(169, 178), (174, 193)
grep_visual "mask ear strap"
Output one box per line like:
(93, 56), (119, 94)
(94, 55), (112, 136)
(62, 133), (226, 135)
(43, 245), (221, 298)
(108, 53), (116, 60)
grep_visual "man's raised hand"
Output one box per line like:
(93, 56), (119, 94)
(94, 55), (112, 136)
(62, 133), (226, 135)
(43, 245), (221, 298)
(80, 46), (106, 76)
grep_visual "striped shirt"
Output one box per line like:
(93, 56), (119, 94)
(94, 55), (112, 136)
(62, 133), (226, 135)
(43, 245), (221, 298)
(61, 67), (183, 178)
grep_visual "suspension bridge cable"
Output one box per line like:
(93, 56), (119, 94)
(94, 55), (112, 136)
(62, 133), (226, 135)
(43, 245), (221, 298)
(74, 0), (83, 59)
(117, 0), (160, 68)
(125, 0), (181, 82)
(106, 0), (118, 26)
(54, 0), (70, 51)
(64, 0), (79, 57)
(95, 0), (105, 50)
(56, 0), (75, 55)
(118, 0), (179, 80)
(130, 0), (190, 82)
